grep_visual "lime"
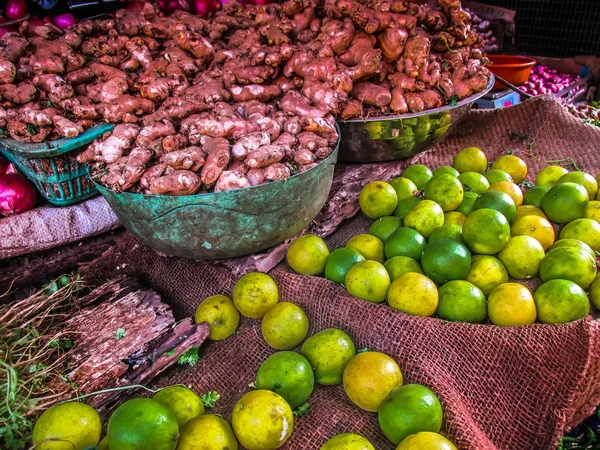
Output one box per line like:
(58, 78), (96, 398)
(385, 227), (427, 260)
(343, 351), (403, 412)
(195, 295), (240, 341)
(378, 384), (443, 445)
(33, 402), (101, 450)
(369, 216), (402, 242)
(473, 191), (516, 223)
(320, 433), (375, 450)
(523, 185), (550, 208)
(488, 181), (523, 206)
(444, 211), (466, 226)
(488, 283), (536, 326)
(153, 386), (204, 428)
(539, 247), (597, 289)
(484, 169), (513, 185)
(287, 234), (330, 275)
(107, 399), (179, 450)
(178, 415), (237, 450)
(455, 191), (479, 216)
(462, 209), (510, 254)
(359, 181), (398, 219)
(465, 255), (509, 297)
(534, 280), (590, 324)
(325, 248), (365, 285)
(301, 328), (356, 385)
(255, 351), (314, 409)
(346, 234), (385, 263)
(492, 155), (527, 184)
(403, 199), (444, 237)
(437, 280), (487, 323)
(384, 256), (423, 281)
(233, 272), (279, 319)
(589, 275), (600, 310)
(389, 177), (418, 200)
(261, 302), (309, 350)
(433, 165), (459, 177)
(428, 224), (463, 244)
(388, 272), (438, 316)
(497, 236), (545, 279)
(557, 171), (598, 199)
(549, 239), (596, 261)
(98, 437), (108, 450)
(395, 197), (422, 219)
(458, 172), (490, 194)
(402, 164), (433, 190)
(396, 432), (457, 450)
(541, 182), (589, 224)
(453, 147), (487, 174)
(515, 205), (547, 222)
(560, 218), (600, 252)
(586, 201), (600, 222)
(232, 390), (293, 450)
(424, 174), (464, 212)
(536, 165), (568, 187)
(345, 260), (390, 303)
(511, 215), (555, 250)
(421, 238), (471, 285)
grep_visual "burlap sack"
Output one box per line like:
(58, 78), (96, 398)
(79, 97), (600, 450)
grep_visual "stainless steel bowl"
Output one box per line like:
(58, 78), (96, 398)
(337, 76), (495, 162)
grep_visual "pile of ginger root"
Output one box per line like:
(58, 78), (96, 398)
(0, 0), (490, 195)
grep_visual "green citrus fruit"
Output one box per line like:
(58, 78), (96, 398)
(523, 185), (550, 208)
(487, 283), (536, 326)
(394, 197), (421, 219)
(385, 227), (427, 260)
(453, 147), (487, 174)
(586, 201), (600, 222)
(424, 174), (464, 212)
(557, 171), (598, 199)
(492, 155), (527, 184)
(346, 234), (385, 263)
(497, 236), (545, 279)
(539, 247), (597, 289)
(458, 172), (490, 194)
(589, 274), (600, 310)
(541, 182), (589, 224)
(153, 386), (204, 428)
(232, 390), (293, 450)
(403, 199), (444, 238)
(378, 384), (443, 445)
(233, 272), (279, 319)
(369, 216), (402, 242)
(428, 224), (463, 244)
(98, 437), (108, 450)
(534, 280), (590, 324)
(484, 169), (513, 185)
(287, 234), (330, 275)
(388, 272), (438, 316)
(437, 280), (487, 323)
(473, 190), (516, 223)
(33, 402), (101, 450)
(421, 238), (471, 285)
(389, 177), (418, 200)
(464, 255), (509, 297)
(107, 399), (179, 450)
(325, 248), (365, 284)
(402, 164), (433, 190)
(560, 218), (600, 252)
(320, 433), (375, 450)
(536, 165), (568, 187)
(345, 260), (390, 303)
(396, 432), (457, 450)
(384, 256), (423, 281)
(177, 415), (237, 450)
(433, 165), (459, 177)
(261, 302), (310, 350)
(255, 351), (314, 409)
(444, 211), (467, 226)
(301, 328), (356, 385)
(462, 208), (510, 254)
(195, 295), (240, 341)
(359, 181), (398, 219)
(343, 351), (403, 412)
(455, 191), (479, 216)
(549, 239), (595, 261)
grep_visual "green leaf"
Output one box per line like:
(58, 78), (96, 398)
(25, 123), (39, 136)
(114, 328), (127, 340)
(46, 100), (54, 107)
(49, 338), (73, 350)
(178, 347), (200, 367)
(519, 181), (534, 188)
(449, 94), (459, 107)
(164, 349), (175, 357)
(357, 348), (371, 353)
(292, 402), (310, 417)
(201, 391), (220, 408)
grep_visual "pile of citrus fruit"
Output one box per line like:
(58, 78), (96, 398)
(32, 272), (457, 450)
(287, 147), (600, 325)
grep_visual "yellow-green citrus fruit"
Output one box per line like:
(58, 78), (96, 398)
(455, 191), (479, 216)
(557, 171), (598, 199)
(523, 186), (550, 208)
(287, 234), (330, 275)
(321, 433), (375, 450)
(359, 181), (398, 219)
(233, 272), (279, 318)
(541, 182), (589, 224)
(560, 218), (600, 252)
(301, 328), (356, 385)
(473, 190), (516, 223)
(453, 147), (487, 174)
(384, 256), (423, 281)
(345, 260), (390, 303)
(369, 216), (403, 242)
(497, 236), (545, 280)
(403, 199), (444, 238)
(484, 169), (513, 185)
(177, 415), (238, 450)
(33, 402), (101, 450)
(402, 164), (433, 190)
(534, 280), (590, 324)
(388, 272), (438, 316)
(325, 248), (365, 285)
(346, 234), (385, 263)
(153, 386), (205, 428)
(396, 432), (458, 450)
(195, 295), (240, 341)
(389, 177), (419, 200)
(433, 166), (459, 177)
(437, 280), (487, 323)
(462, 208), (510, 254)
(464, 255), (509, 297)
(421, 238), (471, 285)
(424, 174), (464, 212)
(487, 283), (536, 326)
(428, 224), (463, 245)
(492, 155), (527, 184)
(385, 228), (427, 260)
(535, 165), (568, 187)
(458, 172), (490, 194)
(261, 302), (310, 350)
(538, 247), (597, 289)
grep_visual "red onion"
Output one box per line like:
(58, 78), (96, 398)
(0, 171), (36, 216)
(194, 0), (220, 16)
(53, 13), (76, 29)
(5, 0), (28, 21)
(247, 0), (271, 4)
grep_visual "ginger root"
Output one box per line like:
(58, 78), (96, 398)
(148, 170), (202, 196)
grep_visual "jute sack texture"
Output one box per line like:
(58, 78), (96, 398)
(80, 97), (600, 450)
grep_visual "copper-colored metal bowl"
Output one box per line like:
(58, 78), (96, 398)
(486, 55), (536, 90)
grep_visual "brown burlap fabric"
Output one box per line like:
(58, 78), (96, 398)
(80, 97), (600, 450)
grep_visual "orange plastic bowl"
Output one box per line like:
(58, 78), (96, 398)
(485, 55), (536, 90)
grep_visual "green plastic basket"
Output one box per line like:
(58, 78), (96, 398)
(0, 124), (114, 206)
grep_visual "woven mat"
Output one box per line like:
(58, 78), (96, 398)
(79, 97), (600, 450)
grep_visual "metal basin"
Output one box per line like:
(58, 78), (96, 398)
(338, 76), (495, 162)
(94, 141), (338, 260)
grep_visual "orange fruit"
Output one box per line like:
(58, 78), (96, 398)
(510, 215), (555, 251)
(488, 181), (524, 206)
(488, 283), (536, 326)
